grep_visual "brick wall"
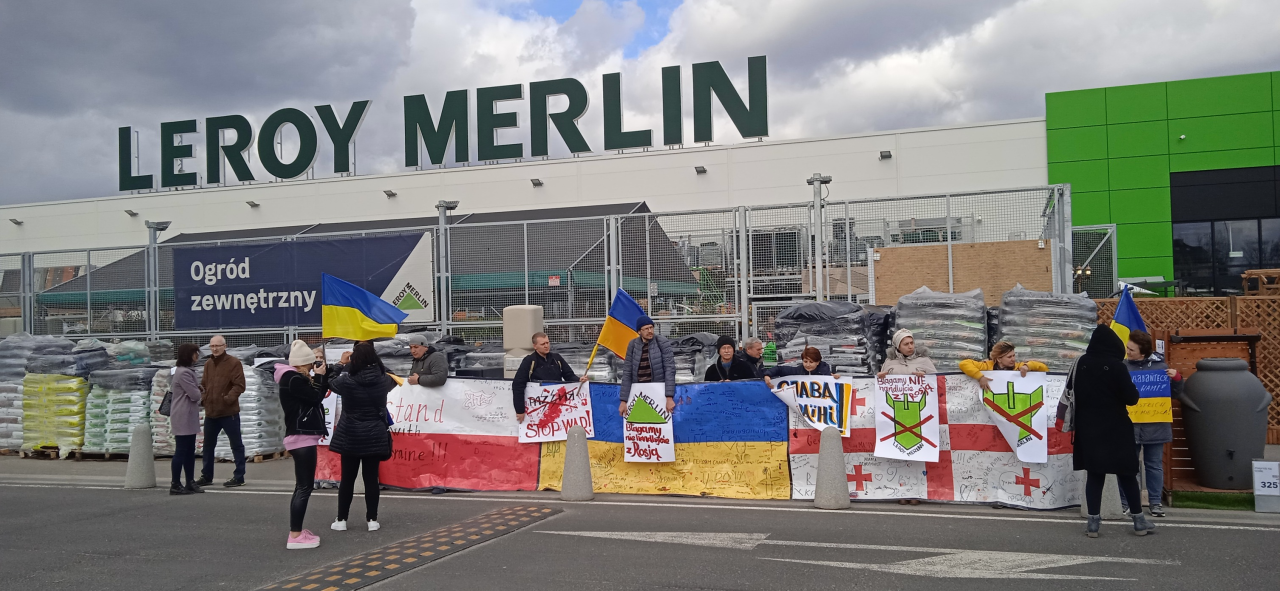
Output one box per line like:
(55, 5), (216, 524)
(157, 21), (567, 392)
(873, 239), (1053, 306)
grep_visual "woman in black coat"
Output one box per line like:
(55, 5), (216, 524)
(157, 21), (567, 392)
(328, 342), (397, 533)
(1069, 324), (1154, 537)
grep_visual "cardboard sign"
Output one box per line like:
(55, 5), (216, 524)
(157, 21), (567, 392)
(624, 383), (674, 462)
(873, 374), (941, 462)
(772, 375), (856, 437)
(519, 382), (594, 443)
(1128, 369), (1172, 423)
(980, 371), (1050, 463)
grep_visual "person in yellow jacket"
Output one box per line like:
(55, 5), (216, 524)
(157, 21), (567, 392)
(959, 341), (1049, 392)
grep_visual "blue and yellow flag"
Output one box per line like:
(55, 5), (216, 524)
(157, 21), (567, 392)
(1110, 286), (1147, 345)
(598, 289), (644, 358)
(321, 273), (408, 340)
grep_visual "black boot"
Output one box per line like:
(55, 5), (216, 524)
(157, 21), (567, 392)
(186, 481), (205, 494)
(170, 483), (193, 496)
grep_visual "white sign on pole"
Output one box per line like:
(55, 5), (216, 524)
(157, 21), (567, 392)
(519, 382), (594, 443)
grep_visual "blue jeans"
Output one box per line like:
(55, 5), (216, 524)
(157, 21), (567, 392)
(1119, 442), (1164, 507)
(201, 414), (246, 481)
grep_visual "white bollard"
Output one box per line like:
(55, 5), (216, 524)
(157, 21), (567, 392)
(1079, 474), (1127, 519)
(814, 426), (850, 510)
(123, 423), (156, 489)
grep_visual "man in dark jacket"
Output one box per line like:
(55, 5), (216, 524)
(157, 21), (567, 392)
(406, 334), (448, 387)
(618, 315), (676, 417)
(512, 332), (587, 423)
(704, 335), (758, 382)
(197, 335), (248, 488)
(1070, 324), (1154, 537)
(737, 337), (766, 379)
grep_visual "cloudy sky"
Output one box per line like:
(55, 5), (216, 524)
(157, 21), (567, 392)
(2, 0), (1279, 205)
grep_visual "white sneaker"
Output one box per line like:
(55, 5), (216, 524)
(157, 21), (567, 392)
(367, 520), (380, 532)
(330, 519), (347, 531)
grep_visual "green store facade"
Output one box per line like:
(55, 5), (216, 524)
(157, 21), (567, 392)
(1049, 71), (1280, 296)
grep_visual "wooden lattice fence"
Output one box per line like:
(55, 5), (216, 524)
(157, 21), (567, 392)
(1094, 296), (1279, 443)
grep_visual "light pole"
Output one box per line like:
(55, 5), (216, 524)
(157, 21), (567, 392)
(806, 173), (832, 301)
(143, 220), (171, 338)
(436, 200), (459, 334)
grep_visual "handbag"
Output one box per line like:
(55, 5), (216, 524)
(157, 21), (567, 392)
(377, 428), (394, 462)
(157, 391), (173, 417)
(1056, 358), (1080, 433)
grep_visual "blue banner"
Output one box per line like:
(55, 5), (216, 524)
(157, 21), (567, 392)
(173, 234), (426, 329)
(1131, 369), (1171, 398)
(586, 381), (788, 444)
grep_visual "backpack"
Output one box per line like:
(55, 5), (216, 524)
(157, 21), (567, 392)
(1056, 358), (1080, 433)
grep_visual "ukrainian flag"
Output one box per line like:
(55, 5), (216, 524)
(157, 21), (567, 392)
(598, 289), (644, 358)
(1110, 286), (1147, 345)
(321, 273), (409, 340)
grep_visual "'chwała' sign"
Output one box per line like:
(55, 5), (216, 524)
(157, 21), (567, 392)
(119, 56), (767, 191)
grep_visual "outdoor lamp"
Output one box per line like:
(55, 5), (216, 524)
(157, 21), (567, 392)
(531, 179), (544, 187)
(695, 166), (707, 174)
(384, 190), (397, 198)
(8, 219), (22, 225)
(246, 201), (260, 208)
(125, 210), (139, 217)
(879, 151), (892, 160)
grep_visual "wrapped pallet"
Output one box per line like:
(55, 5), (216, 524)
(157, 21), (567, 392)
(997, 284), (1097, 372)
(211, 359), (285, 460)
(773, 301), (872, 375)
(892, 287), (987, 370)
(84, 367), (155, 454)
(0, 333), (38, 450)
(21, 373), (89, 455)
(149, 366), (176, 455)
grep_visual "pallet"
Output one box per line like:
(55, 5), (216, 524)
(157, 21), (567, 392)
(0, 449), (20, 456)
(20, 448), (64, 460)
(71, 451), (130, 462)
(213, 449), (291, 463)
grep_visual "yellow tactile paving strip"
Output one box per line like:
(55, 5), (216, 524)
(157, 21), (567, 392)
(259, 505), (561, 590)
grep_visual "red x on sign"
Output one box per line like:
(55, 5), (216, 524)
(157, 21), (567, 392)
(847, 465), (873, 492)
(1015, 467), (1040, 496)
(879, 412), (937, 448)
(982, 399), (1044, 440)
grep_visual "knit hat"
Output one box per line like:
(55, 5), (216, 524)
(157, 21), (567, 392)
(714, 335), (736, 351)
(635, 315), (655, 331)
(892, 329), (913, 352)
(288, 340), (317, 366)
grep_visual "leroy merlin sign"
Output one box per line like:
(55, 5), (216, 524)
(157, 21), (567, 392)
(119, 56), (767, 191)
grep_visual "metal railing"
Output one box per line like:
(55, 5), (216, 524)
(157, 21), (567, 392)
(0, 184), (1073, 349)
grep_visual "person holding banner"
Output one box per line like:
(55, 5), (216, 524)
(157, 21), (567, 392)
(704, 335), (758, 382)
(763, 347), (838, 389)
(877, 329), (936, 378)
(275, 341), (330, 550)
(328, 342), (397, 533)
(1120, 330), (1182, 518)
(959, 341), (1048, 392)
(618, 316), (676, 417)
(1069, 324), (1154, 538)
(512, 332), (587, 423)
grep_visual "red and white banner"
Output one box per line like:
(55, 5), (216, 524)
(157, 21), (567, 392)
(316, 378), (539, 491)
(518, 382), (594, 443)
(789, 374), (1079, 508)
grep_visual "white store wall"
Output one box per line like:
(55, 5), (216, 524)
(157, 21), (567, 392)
(0, 117), (1046, 253)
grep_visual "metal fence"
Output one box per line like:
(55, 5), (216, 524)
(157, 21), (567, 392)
(1, 184), (1074, 349)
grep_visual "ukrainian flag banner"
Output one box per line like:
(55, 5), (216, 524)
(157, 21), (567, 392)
(598, 289), (644, 358)
(321, 273), (409, 340)
(1110, 286), (1147, 345)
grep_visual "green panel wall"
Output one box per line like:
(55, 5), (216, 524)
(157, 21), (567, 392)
(1047, 69), (1280, 284)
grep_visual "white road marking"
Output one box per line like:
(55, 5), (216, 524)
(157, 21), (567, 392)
(541, 531), (1177, 580)
(2, 481), (1279, 532)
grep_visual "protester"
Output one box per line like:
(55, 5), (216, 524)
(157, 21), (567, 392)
(1119, 330), (1182, 518)
(618, 316), (676, 417)
(196, 335), (248, 488)
(169, 343), (204, 496)
(959, 341), (1049, 392)
(1070, 324), (1154, 538)
(328, 342), (396, 533)
(738, 337), (766, 378)
(877, 329), (937, 378)
(704, 335), (757, 382)
(763, 347), (838, 389)
(406, 334), (448, 387)
(512, 332), (587, 423)
(275, 341), (330, 549)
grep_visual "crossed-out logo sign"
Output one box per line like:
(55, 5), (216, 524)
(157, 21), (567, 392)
(873, 375), (940, 462)
(979, 371), (1051, 463)
(983, 382), (1043, 445)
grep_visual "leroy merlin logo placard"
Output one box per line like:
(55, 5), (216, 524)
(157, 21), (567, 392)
(393, 281), (427, 311)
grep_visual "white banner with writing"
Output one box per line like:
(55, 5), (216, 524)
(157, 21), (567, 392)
(519, 382), (595, 443)
(873, 374), (941, 462)
(624, 383), (674, 462)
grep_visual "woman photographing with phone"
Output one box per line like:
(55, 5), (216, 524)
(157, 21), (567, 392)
(275, 340), (330, 549)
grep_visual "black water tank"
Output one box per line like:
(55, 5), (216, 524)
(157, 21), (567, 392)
(1181, 358), (1272, 490)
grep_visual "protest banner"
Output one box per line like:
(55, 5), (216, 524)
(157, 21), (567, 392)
(771, 375), (856, 436)
(623, 383), (675, 462)
(519, 382), (594, 443)
(873, 375), (941, 462)
(979, 370), (1051, 463)
(1128, 370), (1172, 423)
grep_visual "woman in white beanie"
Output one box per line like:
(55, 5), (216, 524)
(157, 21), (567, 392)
(877, 329), (937, 379)
(274, 340), (330, 549)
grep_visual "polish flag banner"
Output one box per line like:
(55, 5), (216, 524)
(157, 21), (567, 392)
(316, 378), (539, 491)
(788, 374), (1079, 508)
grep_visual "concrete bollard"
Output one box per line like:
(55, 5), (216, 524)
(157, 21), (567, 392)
(354, 469), (366, 494)
(123, 423), (156, 489)
(813, 426), (850, 510)
(1079, 474), (1127, 520)
(560, 425), (594, 501)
